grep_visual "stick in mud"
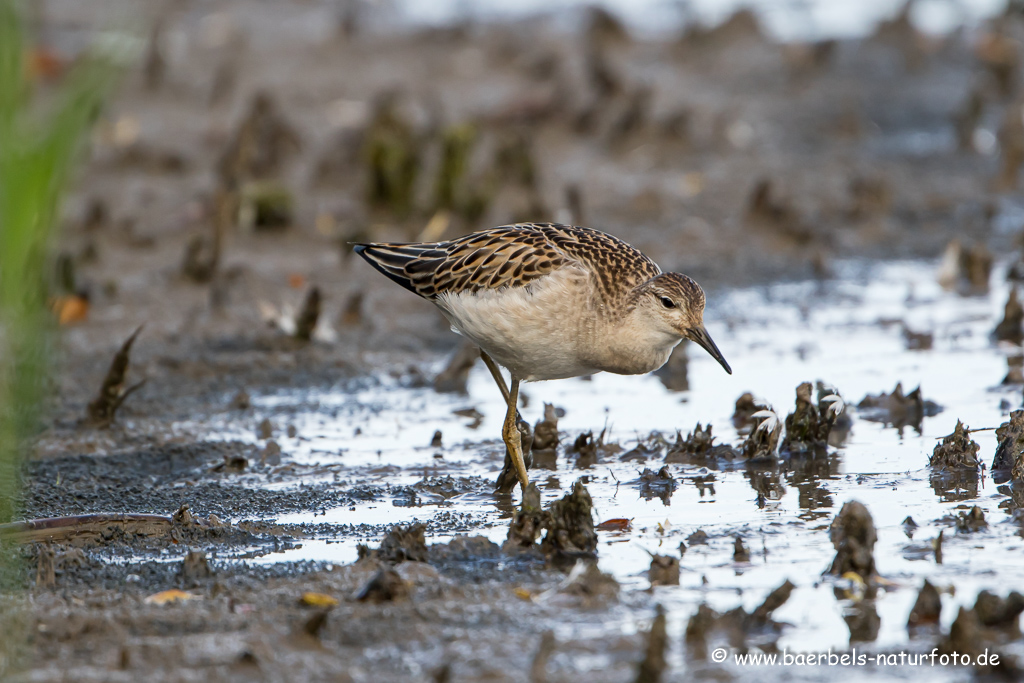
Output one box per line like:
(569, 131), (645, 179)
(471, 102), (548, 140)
(181, 196), (223, 285)
(530, 630), (556, 683)
(929, 420), (981, 471)
(648, 554), (679, 587)
(433, 341), (478, 394)
(733, 536), (751, 562)
(907, 579), (942, 632)
(540, 480), (598, 563)
(504, 483), (547, 550)
(35, 543), (55, 588)
(994, 287), (1024, 343)
(86, 326), (145, 427)
(827, 500), (877, 583)
(532, 403), (560, 451)
(993, 410), (1024, 482)
(177, 550), (213, 587)
(294, 286), (321, 341)
(683, 579), (794, 660)
(634, 605), (667, 683)
(340, 290), (364, 326)
(301, 610), (330, 639)
(355, 567), (408, 603)
(357, 523), (428, 564)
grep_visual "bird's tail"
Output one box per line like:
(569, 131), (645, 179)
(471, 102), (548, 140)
(352, 242), (444, 297)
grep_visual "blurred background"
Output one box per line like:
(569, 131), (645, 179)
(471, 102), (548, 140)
(31, 0), (1024, 361)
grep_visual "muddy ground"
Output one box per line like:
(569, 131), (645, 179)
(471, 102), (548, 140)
(5, 0), (1024, 681)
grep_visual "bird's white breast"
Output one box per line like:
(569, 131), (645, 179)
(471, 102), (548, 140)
(436, 266), (596, 381)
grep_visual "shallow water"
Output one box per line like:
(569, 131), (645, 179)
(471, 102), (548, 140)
(393, 0), (1005, 41)
(205, 258), (1024, 674)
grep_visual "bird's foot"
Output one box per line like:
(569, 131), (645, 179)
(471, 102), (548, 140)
(495, 416), (534, 493)
(502, 411), (530, 492)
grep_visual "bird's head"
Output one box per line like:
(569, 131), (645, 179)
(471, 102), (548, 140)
(635, 272), (731, 374)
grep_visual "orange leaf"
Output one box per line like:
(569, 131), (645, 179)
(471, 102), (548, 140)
(26, 47), (65, 81)
(52, 295), (89, 325)
(144, 589), (198, 605)
(288, 274), (306, 289)
(596, 518), (632, 532)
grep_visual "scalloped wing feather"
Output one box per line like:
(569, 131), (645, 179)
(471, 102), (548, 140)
(354, 223), (660, 300)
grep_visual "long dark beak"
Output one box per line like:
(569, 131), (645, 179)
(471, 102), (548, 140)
(687, 325), (732, 375)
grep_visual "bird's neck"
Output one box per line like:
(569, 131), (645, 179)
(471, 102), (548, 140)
(585, 310), (681, 376)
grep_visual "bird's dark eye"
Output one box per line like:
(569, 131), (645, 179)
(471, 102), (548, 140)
(660, 296), (676, 309)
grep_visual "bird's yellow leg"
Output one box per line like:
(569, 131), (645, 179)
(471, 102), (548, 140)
(502, 376), (529, 491)
(480, 350), (510, 404)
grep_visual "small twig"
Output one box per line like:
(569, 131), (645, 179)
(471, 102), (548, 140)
(933, 426), (997, 440)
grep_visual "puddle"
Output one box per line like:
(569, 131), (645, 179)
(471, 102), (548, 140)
(206, 259), (1024, 660)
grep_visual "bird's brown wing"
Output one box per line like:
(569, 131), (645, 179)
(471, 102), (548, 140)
(533, 223), (661, 298)
(354, 222), (660, 300)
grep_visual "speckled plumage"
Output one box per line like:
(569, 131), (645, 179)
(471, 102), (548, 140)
(355, 222), (730, 491)
(355, 222), (725, 380)
(354, 223), (658, 309)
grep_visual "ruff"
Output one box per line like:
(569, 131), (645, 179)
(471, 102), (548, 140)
(355, 222), (731, 491)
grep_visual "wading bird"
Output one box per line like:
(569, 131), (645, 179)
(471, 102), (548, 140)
(355, 223), (731, 492)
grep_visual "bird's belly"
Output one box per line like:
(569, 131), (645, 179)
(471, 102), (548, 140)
(485, 327), (593, 381)
(436, 271), (595, 381)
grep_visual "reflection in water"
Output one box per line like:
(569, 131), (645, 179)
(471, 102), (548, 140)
(788, 449), (840, 515)
(691, 473), (716, 500)
(746, 463), (785, 509)
(857, 381), (943, 436)
(930, 469), (980, 503)
(395, 0), (1005, 43)
(533, 447), (559, 470)
(636, 466), (676, 505)
(928, 421), (983, 502)
(794, 481), (835, 516)
(843, 601), (881, 643)
(997, 482), (1024, 510)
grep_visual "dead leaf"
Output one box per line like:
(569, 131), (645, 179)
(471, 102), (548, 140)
(51, 294), (89, 325)
(596, 518), (632, 532)
(144, 589), (198, 605)
(27, 47), (65, 81)
(300, 592), (338, 608)
(513, 587), (534, 601)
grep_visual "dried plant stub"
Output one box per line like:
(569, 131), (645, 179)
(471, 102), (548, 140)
(86, 325), (145, 427)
